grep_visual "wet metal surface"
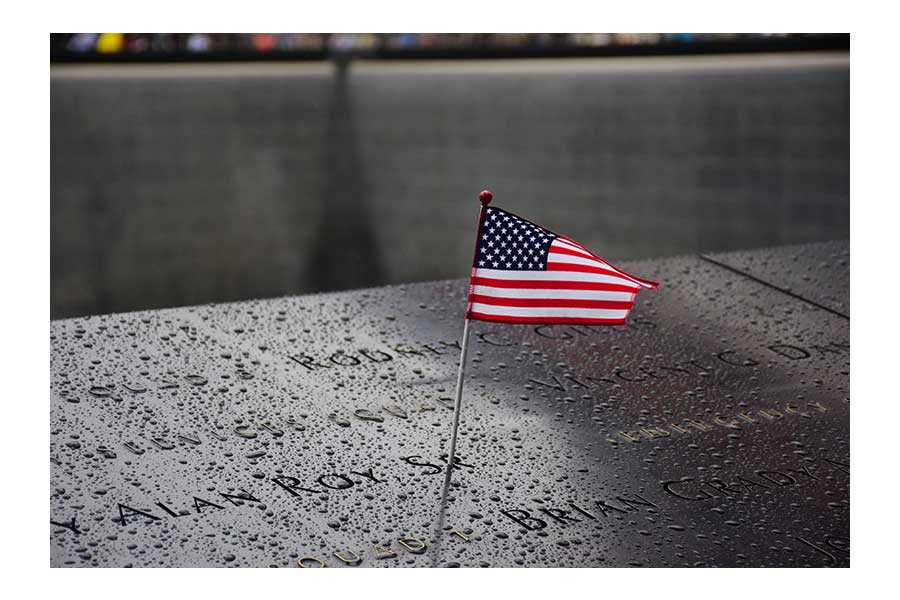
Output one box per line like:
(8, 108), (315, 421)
(49, 241), (849, 567)
(702, 241), (849, 318)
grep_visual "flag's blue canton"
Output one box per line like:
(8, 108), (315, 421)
(474, 207), (557, 271)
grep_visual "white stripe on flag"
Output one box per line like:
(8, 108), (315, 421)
(471, 285), (635, 301)
(474, 268), (641, 288)
(554, 238), (593, 257)
(469, 303), (630, 320)
(547, 254), (609, 268)
(555, 239), (654, 288)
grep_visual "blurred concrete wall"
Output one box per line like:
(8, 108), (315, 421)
(51, 52), (849, 318)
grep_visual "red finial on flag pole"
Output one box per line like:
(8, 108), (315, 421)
(479, 190), (493, 206)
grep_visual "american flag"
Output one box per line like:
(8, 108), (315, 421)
(466, 205), (658, 325)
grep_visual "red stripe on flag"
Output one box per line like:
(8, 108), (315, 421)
(468, 312), (629, 325)
(469, 294), (633, 310)
(557, 236), (593, 252)
(621, 273), (659, 289)
(556, 237), (659, 288)
(471, 276), (639, 293)
(549, 245), (601, 260)
(545, 262), (636, 278)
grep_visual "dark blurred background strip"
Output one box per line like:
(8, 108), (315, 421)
(50, 34), (849, 319)
(50, 33), (849, 62)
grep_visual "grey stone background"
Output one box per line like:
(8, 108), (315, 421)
(51, 52), (849, 319)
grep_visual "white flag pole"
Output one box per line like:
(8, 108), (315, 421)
(442, 189), (492, 485)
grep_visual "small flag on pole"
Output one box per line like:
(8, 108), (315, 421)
(441, 190), (658, 488)
(467, 200), (657, 325)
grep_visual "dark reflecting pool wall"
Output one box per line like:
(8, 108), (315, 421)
(51, 52), (849, 319)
